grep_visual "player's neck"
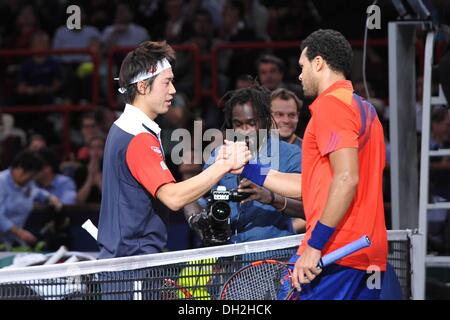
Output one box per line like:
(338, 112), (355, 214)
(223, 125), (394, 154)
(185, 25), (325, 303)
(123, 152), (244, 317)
(317, 72), (346, 96)
(131, 99), (157, 120)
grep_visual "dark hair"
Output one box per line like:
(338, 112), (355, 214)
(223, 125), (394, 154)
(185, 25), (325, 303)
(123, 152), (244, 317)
(29, 134), (46, 143)
(300, 29), (353, 79)
(38, 148), (60, 173)
(431, 107), (449, 124)
(256, 54), (285, 74)
(11, 150), (44, 172)
(228, 0), (245, 20)
(194, 8), (213, 22)
(81, 112), (97, 124)
(118, 41), (176, 104)
(270, 88), (303, 113)
(222, 85), (274, 131)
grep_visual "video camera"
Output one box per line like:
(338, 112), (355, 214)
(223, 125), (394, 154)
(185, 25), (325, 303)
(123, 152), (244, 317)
(188, 186), (250, 246)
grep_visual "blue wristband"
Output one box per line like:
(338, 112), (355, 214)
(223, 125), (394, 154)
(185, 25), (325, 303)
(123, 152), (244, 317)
(241, 162), (269, 186)
(307, 221), (336, 250)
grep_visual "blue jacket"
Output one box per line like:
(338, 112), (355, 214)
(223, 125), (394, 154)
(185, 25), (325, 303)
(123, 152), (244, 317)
(201, 136), (302, 243)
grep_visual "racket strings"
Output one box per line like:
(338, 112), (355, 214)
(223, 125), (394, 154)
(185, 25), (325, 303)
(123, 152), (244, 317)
(221, 263), (290, 300)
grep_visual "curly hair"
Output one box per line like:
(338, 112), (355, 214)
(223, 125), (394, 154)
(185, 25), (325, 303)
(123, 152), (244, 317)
(301, 29), (353, 79)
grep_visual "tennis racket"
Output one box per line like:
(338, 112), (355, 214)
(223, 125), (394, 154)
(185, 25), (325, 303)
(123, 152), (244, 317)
(161, 279), (194, 300)
(219, 235), (371, 300)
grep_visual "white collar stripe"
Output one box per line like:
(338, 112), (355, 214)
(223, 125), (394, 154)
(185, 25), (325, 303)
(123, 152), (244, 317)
(114, 104), (161, 137)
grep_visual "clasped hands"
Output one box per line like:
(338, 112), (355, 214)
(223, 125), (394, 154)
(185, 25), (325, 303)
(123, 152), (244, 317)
(216, 139), (251, 173)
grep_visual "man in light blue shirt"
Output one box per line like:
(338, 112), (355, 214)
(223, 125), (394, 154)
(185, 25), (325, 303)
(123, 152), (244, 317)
(0, 151), (62, 246)
(35, 148), (76, 205)
(186, 86), (304, 244)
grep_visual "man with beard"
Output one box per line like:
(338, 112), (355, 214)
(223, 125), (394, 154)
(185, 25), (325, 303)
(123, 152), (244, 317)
(238, 30), (391, 299)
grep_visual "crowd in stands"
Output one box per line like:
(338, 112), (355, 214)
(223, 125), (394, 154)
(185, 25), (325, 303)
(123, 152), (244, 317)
(0, 0), (449, 253)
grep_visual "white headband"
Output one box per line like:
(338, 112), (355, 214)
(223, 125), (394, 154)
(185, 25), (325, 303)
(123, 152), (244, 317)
(115, 58), (172, 94)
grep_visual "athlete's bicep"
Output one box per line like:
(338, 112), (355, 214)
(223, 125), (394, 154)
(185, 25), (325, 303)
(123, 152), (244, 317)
(126, 133), (175, 197)
(329, 148), (359, 181)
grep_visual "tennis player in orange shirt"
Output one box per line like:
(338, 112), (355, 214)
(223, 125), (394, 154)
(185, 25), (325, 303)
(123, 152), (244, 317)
(238, 29), (391, 299)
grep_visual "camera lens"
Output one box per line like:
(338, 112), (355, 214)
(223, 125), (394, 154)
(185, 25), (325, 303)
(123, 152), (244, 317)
(210, 201), (230, 221)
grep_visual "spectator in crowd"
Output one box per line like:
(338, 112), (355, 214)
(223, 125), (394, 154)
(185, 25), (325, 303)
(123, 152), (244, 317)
(0, 113), (26, 147)
(4, 4), (40, 49)
(74, 112), (103, 161)
(429, 107), (450, 198)
(35, 148), (77, 205)
(270, 88), (305, 233)
(86, 0), (115, 31)
(430, 107), (450, 151)
(102, 3), (150, 49)
(242, 0), (269, 40)
(199, 0), (225, 29)
(74, 136), (105, 204)
(0, 150), (62, 246)
(0, 0), (25, 47)
(438, 41), (450, 105)
(185, 86), (304, 244)
(52, 8), (101, 64)
(0, 113), (26, 170)
(235, 74), (254, 89)
(220, 0), (261, 87)
(74, 36), (108, 101)
(256, 54), (302, 96)
(94, 106), (118, 136)
(270, 88), (303, 148)
(428, 107), (450, 253)
(16, 31), (63, 105)
(27, 134), (47, 151)
(163, 0), (188, 43)
(52, 8), (103, 103)
(257, 54), (284, 91)
(178, 8), (226, 97)
(13, 31), (62, 143)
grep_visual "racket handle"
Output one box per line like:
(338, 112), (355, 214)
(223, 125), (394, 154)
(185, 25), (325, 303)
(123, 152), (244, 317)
(284, 236), (371, 300)
(318, 235), (371, 268)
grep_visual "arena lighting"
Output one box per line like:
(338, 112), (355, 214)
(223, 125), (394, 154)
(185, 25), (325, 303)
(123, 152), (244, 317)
(391, 0), (431, 20)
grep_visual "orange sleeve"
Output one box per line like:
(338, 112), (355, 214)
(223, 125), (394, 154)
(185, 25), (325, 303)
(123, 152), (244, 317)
(126, 132), (175, 197)
(314, 96), (360, 156)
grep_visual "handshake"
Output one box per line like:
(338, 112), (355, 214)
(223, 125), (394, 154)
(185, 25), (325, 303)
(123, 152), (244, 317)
(215, 140), (251, 174)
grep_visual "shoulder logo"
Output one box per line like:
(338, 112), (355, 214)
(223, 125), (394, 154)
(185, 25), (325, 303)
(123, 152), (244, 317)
(151, 146), (162, 154)
(160, 161), (168, 170)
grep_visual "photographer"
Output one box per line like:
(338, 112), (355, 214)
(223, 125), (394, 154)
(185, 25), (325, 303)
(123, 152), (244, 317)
(185, 85), (304, 245)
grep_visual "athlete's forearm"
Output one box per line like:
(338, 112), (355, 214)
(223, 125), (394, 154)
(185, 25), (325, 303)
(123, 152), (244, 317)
(157, 160), (230, 211)
(272, 195), (305, 219)
(263, 170), (302, 199)
(318, 171), (358, 227)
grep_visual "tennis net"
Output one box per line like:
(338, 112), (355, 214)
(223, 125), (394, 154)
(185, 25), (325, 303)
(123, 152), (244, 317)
(0, 230), (412, 300)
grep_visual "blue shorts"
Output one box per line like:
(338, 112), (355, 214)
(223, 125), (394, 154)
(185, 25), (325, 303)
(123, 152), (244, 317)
(278, 254), (387, 300)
